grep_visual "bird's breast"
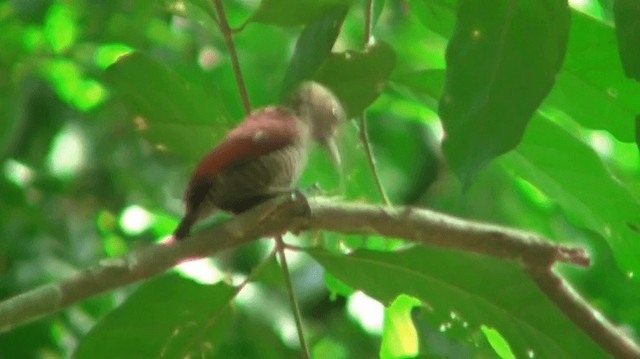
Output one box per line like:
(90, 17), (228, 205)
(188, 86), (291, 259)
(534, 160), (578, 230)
(205, 143), (308, 213)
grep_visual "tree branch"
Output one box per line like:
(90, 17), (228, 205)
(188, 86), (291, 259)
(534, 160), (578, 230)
(308, 198), (589, 267)
(2, 197), (637, 358)
(528, 266), (640, 359)
(0, 195), (307, 334)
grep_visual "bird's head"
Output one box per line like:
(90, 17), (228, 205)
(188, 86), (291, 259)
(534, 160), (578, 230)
(289, 81), (346, 167)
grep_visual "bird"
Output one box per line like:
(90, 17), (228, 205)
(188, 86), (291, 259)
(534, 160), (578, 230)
(173, 81), (345, 240)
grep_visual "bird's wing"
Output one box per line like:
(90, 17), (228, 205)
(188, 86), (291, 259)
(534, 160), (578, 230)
(192, 107), (300, 179)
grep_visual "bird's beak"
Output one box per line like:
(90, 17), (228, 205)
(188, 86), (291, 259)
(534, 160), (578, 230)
(323, 137), (342, 170)
(322, 137), (346, 194)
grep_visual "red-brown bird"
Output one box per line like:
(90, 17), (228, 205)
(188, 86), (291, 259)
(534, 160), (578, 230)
(173, 81), (344, 239)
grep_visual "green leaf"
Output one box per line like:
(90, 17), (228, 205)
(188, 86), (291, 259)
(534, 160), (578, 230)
(44, 3), (77, 53)
(504, 115), (640, 272)
(219, 311), (295, 358)
(545, 71), (636, 143)
(380, 294), (420, 359)
(104, 51), (231, 160)
(246, 0), (353, 27)
(396, 67), (640, 271)
(312, 337), (349, 359)
(39, 59), (108, 112)
(310, 247), (608, 358)
(280, 8), (347, 99)
(410, 0), (457, 38)
(184, 0), (216, 20)
(104, 51), (223, 126)
(372, 0), (386, 28)
(481, 325), (516, 359)
(404, 5), (640, 144)
(314, 41), (397, 117)
(439, 0), (570, 185)
(391, 69), (445, 109)
(252, 255), (285, 287)
(165, 0), (217, 33)
(324, 270), (355, 299)
(553, 10), (640, 143)
(613, 0), (640, 80)
(74, 274), (235, 359)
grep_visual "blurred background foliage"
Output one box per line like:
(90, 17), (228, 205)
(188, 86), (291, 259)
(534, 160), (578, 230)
(1, 0), (640, 358)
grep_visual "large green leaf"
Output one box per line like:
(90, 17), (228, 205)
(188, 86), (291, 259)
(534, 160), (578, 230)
(311, 247), (608, 358)
(314, 41), (396, 117)
(74, 275), (235, 359)
(104, 51), (231, 160)
(546, 71), (636, 143)
(410, 0), (457, 37)
(438, 0), (570, 185)
(554, 10), (640, 143)
(391, 69), (445, 110)
(613, 0), (640, 80)
(380, 295), (420, 358)
(409, 2), (639, 143)
(218, 311), (295, 358)
(245, 0), (353, 27)
(504, 115), (640, 272)
(393, 66), (640, 273)
(393, 67), (637, 149)
(280, 8), (347, 99)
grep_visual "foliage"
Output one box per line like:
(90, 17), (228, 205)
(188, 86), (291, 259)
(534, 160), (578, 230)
(1, 0), (639, 358)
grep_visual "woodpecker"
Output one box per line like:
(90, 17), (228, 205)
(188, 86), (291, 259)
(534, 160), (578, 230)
(173, 81), (345, 239)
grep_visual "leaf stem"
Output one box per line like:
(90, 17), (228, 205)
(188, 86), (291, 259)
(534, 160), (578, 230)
(275, 235), (310, 358)
(212, 0), (251, 114)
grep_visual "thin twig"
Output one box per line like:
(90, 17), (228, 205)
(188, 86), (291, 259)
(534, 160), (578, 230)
(212, 0), (251, 114)
(358, 113), (391, 205)
(359, 0), (391, 205)
(274, 235), (311, 359)
(363, 0), (373, 47)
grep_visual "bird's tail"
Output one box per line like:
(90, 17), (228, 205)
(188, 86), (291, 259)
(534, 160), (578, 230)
(173, 215), (195, 240)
